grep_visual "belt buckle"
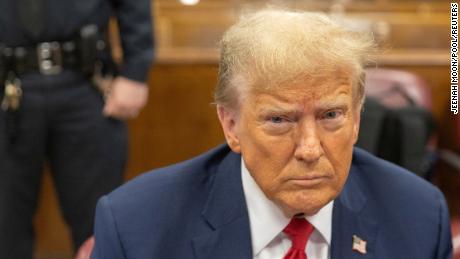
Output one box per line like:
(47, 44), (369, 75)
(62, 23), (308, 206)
(37, 42), (62, 75)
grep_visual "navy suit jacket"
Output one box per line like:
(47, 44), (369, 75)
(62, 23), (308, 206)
(91, 145), (452, 259)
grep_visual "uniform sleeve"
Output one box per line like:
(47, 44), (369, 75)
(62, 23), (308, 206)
(111, 0), (154, 82)
(435, 189), (453, 259)
(91, 196), (127, 259)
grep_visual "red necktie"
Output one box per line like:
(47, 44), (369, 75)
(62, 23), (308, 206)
(283, 218), (314, 259)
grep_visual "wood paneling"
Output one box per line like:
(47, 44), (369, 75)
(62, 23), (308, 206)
(125, 64), (225, 179)
(154, 1), (451, 65)
(35, 172), (72, 259)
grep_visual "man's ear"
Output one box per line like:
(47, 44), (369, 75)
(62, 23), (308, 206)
(217, 105), (241, 153)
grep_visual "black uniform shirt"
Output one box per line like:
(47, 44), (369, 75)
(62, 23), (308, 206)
(0, 0), (154, 82)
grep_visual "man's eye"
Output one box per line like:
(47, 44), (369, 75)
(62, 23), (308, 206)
(269, 116), (285, 123)
(324, 110), (341, 119)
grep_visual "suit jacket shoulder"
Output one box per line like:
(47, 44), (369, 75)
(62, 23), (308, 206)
(331, 148), (453, 259)
(91, 144), (242, 259)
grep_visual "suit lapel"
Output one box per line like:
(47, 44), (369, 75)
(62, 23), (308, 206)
(331, 161), (379, 259)
(192, 151), (252, 259)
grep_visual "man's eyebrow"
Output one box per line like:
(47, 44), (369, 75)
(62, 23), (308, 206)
(257, 106), (301, 116)
(258, 107), (298, 113)
(316, 102), (349, 111)
(316, 91), (351, 109)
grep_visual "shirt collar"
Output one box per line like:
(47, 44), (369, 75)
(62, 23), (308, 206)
(241, 157), (333, 256)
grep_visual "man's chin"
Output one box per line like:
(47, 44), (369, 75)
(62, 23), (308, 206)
(275, 194), (331, 218)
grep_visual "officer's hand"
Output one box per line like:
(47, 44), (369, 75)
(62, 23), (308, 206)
(103, 76), (149, 120)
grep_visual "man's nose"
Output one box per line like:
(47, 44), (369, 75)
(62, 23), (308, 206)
(294, 123), (323, 163)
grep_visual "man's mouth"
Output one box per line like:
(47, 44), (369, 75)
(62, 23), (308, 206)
(289, 175), (329, 187)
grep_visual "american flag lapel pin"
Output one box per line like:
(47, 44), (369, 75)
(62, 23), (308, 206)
(352, 235), (367, 255)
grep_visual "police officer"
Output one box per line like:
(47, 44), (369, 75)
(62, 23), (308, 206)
(0, 0), (154, 257)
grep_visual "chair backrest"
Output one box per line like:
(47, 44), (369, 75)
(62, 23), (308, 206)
(356, 68), (436, 179)
(74, 236), (94, 259)
(364, 68), (432, 110)
(452, 217), (460, 259)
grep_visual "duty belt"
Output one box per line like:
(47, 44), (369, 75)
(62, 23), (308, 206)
(1, 41), (79, 75)
(0, 25), (110, 78)
(0, 39), (107, 76)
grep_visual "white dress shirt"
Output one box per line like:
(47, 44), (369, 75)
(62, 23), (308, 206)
(241, 158), (333, 259)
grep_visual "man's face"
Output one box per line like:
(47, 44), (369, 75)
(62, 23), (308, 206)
(218, 75), (361, 217)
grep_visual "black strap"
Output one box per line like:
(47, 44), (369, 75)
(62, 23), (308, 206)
(17, 0), (45, 39)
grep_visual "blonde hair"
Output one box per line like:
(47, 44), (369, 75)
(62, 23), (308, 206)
(215, 9), (375, 109)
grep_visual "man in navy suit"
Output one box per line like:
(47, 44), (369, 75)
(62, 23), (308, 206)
(91, 9), (453, 259)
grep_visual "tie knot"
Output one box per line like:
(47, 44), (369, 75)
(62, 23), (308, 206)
(283, 218), (314, 250)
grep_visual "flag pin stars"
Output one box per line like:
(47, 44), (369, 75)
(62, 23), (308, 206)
(352, 235), (367, 255)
